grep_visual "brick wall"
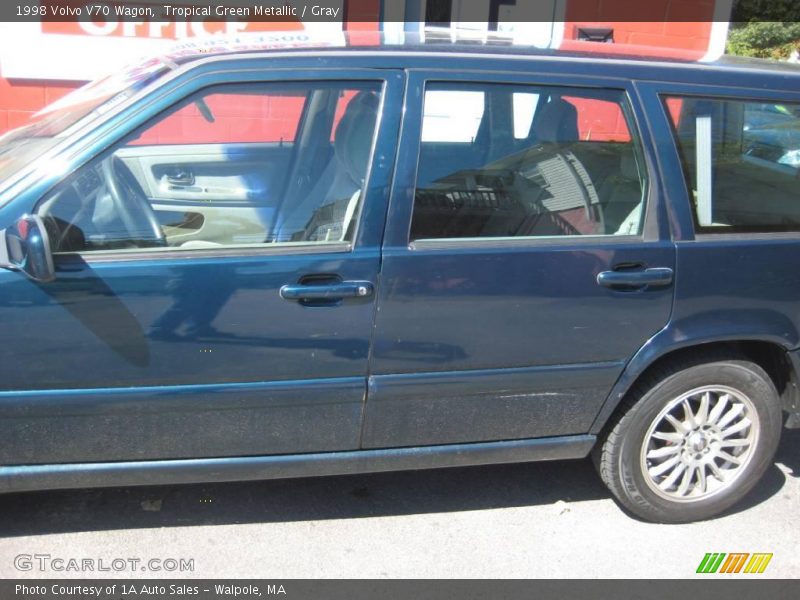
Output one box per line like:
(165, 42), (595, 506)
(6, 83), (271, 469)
(0, 0), (718, 135)
(568, 97), (631, 142)
(0, 14), (384, 136)
(0, 78), (82, 134)
(563, 0), (717, 59)
(132, 94), (307, 145)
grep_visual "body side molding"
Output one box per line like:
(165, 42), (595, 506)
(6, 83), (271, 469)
(0, 435), (595, 494)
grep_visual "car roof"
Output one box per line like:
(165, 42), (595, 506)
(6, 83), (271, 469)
(163, 30), (800, 84)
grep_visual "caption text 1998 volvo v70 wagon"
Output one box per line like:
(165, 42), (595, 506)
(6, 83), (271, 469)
(0, 33), (799, 523)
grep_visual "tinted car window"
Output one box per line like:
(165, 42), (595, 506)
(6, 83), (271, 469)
(410, 83), (647, 241)
(665, 96), (800, 232)
(36, 81), (382, 253)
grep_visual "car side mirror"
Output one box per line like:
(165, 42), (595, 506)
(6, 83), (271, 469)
(0, 214), (55, 283)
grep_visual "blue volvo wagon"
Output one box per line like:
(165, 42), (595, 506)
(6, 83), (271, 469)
(0, 34), (799, 523)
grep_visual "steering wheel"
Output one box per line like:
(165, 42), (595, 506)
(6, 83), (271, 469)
(102, 155), (167, 248)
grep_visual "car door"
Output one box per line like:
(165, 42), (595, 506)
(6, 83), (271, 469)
(0, 68), (403, 464)
(362, 69), (675, 448)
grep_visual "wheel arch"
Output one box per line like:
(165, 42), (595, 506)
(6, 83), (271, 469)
(590, 334), (798, 436)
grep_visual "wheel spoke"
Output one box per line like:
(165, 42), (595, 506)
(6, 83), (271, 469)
(717, 450), (742, 466)
(708, 460), (725, 482)
(720, 438), (751, 448)
(658, 462), (686, 490)
(665, 413), (688, 434)
(697, 464), (708, 494)
(696, 391), (711, 426)
(649, 454), (682, 478)
(683, 399), (698, 429)
(652, 431), (684, 442)
(707, 393), (730, 425)
(647, 445), (681, 459)
(717, 403), (745, 429)
(676, 465), (695, 496)
(721, 417), (752, 439)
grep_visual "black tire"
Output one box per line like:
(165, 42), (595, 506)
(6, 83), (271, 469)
(594, 351), (783, 523)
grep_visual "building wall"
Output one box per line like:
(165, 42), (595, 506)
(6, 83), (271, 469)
(562, 0), (727, 59)
(0, 78), (82, 134)
(0, 0), (724, 135)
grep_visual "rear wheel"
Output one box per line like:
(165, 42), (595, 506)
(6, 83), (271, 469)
(595, 353), (783, 523)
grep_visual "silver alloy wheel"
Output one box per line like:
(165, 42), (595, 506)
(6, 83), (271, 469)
(640, 385), (760, 503)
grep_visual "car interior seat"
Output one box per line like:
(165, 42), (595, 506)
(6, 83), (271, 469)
(598, 153), (645, 234)
(530, 97), (579, 143)
(272, 91), (379, 242)
(518, 97), (604, 236)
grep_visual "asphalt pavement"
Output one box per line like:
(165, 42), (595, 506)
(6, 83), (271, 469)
(0, 429), (797, 579)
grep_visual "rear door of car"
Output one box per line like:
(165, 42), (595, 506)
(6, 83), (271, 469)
(637, 78), (800, 358)
(363, 67), (676, 448)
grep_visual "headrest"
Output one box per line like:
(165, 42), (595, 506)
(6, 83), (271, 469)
(531, 98), (579, 143)
(334, 91), (380, 185)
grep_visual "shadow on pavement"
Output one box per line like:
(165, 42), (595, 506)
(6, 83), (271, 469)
(0, 430), (796, 537)
(726, 426), (799, 515)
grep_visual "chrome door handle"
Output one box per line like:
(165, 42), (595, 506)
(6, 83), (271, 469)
(280, 281), (374, 301)
(165, 170), (195, 187)
(597, 267), (673, 289)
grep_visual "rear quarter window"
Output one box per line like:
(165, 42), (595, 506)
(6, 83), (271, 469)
(664, 95), (800, 233)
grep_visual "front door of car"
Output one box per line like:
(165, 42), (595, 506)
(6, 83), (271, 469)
(0, 69), (403, 464)
(363, 71), (675, 448)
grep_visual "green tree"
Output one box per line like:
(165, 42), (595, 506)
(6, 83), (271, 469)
(731, 0), (800, 22)
(727, 21), (800, 59)
(727, 0), (800, 59)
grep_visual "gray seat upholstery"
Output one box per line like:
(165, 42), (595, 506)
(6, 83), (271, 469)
(273, 91), (379, 242)
(598, 153), (644, 234)
(530, 97), (579, 143)
(521, 97), (606, 236)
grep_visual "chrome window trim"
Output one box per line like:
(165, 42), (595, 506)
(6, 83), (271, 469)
(53, 242), (354, 265)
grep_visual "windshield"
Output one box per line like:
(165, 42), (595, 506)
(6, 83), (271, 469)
(0, 57), (170, 186)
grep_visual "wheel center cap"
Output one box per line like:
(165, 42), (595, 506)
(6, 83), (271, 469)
(689, 432), (706, 452)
